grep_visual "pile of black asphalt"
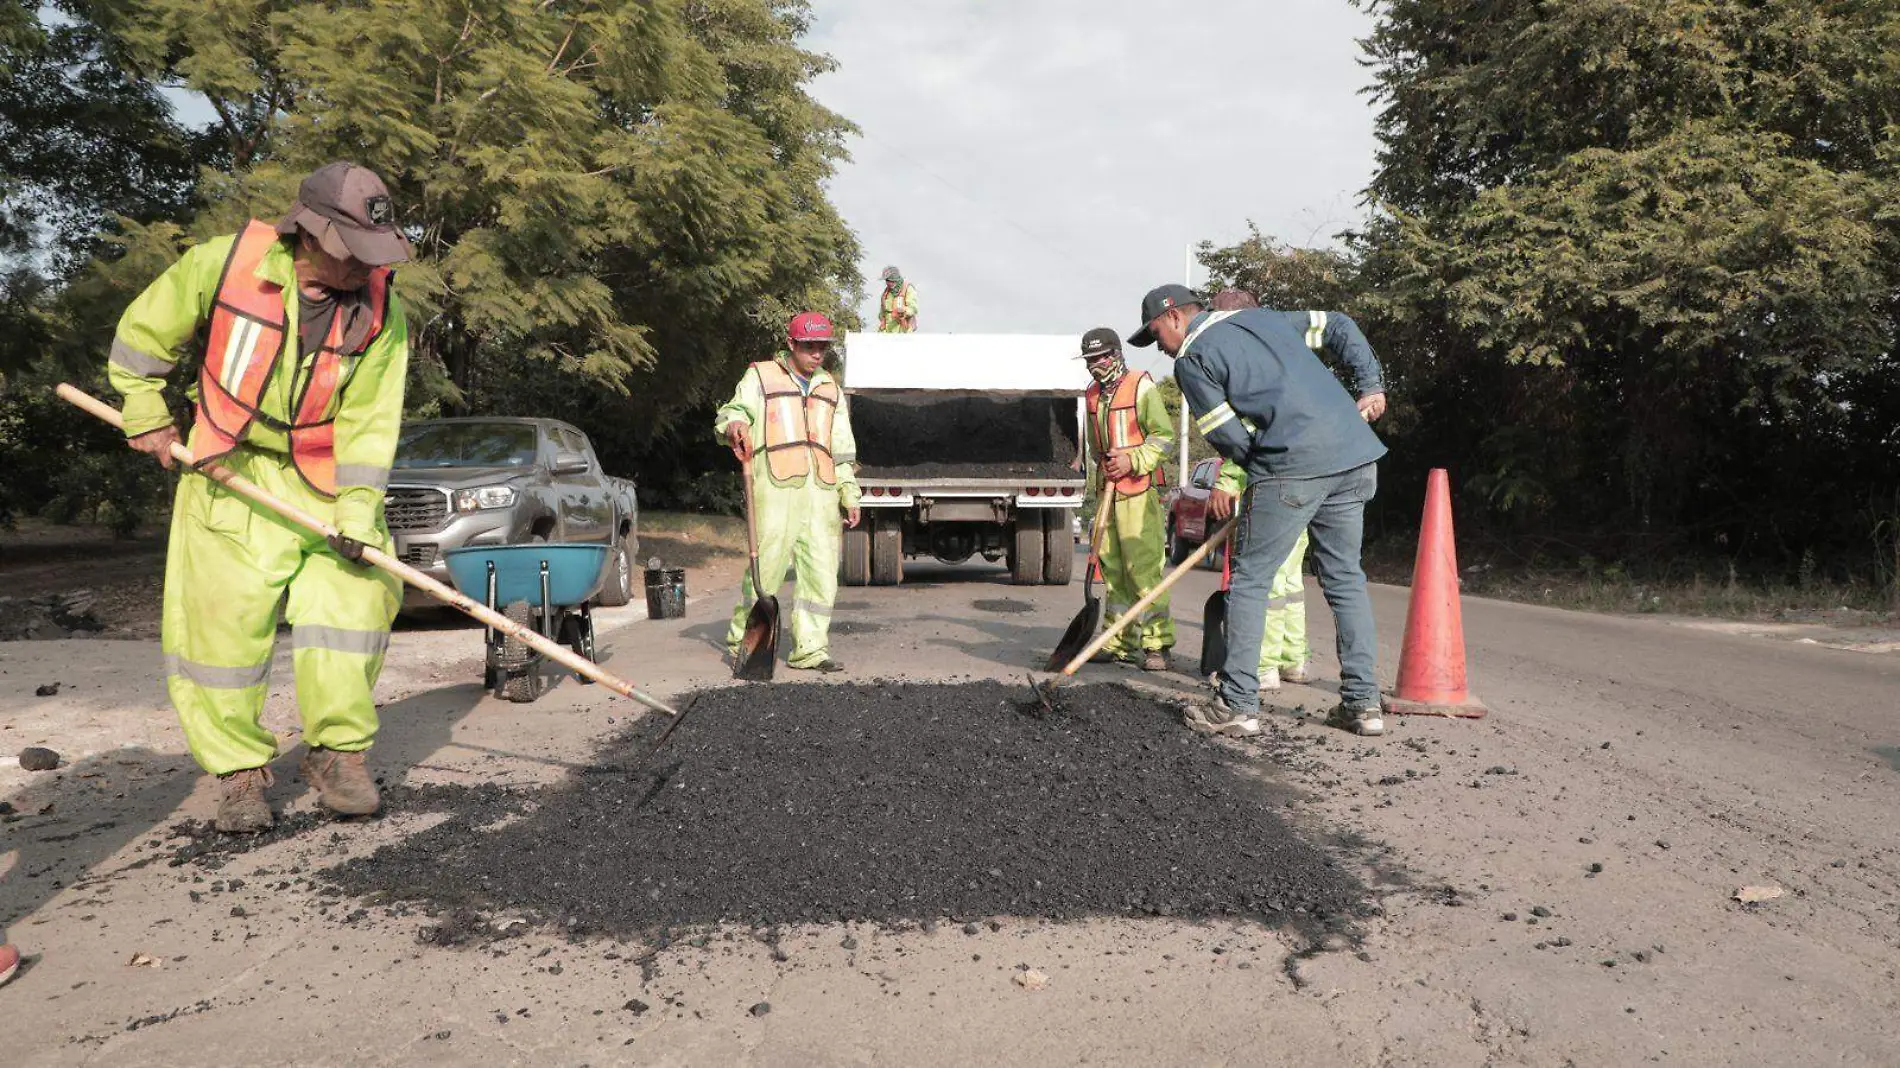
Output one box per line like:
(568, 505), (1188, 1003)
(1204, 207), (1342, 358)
(318, 681), (1365, 938)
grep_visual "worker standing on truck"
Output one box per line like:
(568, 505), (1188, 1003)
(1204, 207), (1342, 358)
(1130, 283), (1389, 739)
(717, 312), (863, 672)
(877, 266), (918, 333)
(108, 162), (412, 832)
(1078, 326), (1177, 672)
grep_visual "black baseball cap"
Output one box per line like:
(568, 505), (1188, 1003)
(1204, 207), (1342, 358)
(1075, 326), (1121, 359)
(1127, 284), (1203, 347)
(276, 162), (412, 266)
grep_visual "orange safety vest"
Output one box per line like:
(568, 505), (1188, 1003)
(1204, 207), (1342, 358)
(194, 220), (391, 498)
(1086, 370), (1163, 496)
(755, 359), (839, 486)
(879, 283), (915, 329)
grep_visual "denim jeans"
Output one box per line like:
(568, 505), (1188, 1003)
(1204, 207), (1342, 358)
(1219, 462), (1380, 713)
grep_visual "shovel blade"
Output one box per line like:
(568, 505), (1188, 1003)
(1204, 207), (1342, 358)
(733, 596), (780, 681)
(1045, 595), (1102, 672)
(1198, 589), (1228, 677)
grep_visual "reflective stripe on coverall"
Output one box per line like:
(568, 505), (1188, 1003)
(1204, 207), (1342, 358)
(714, 356), (862, 667)
(108, 230), (409, 775)
(1088, 371), (1175, 656)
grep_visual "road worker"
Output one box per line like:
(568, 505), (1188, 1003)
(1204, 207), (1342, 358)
(877, 266), (918, 333)
(717, 312), (863, 671)
(1130, 284), (1388, 738)
(1077, 326), (1176, 672)
(108, 162), (412, 831)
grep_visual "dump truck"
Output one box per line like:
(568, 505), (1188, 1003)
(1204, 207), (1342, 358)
(840, 331), (1087, 587)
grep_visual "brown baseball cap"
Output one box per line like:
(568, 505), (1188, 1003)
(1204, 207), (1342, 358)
(276, 162), (412, 266)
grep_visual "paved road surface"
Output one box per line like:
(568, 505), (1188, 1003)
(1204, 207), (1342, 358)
(2, 545), (1896, 1065)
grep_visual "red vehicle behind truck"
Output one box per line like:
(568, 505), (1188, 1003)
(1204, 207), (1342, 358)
(1164, 456), (1224, 569)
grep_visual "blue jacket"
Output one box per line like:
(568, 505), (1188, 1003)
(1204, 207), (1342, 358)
(1173, 308), (1387, 480)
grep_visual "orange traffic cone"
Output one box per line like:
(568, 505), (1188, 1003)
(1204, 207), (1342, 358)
(1383, 468), (1487, 719)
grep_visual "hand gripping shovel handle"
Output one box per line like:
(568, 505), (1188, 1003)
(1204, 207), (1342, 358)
(57, 384), (679, 717)
(1056, 516), (1237, 677)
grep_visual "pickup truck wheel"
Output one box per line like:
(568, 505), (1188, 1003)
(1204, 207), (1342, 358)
(497, 600), (545, 704)
(1010, 516), (1045, 586)
(870, 513), (904, 586)
(841, 525), (871, 586)
(1041, 509), (1074, 585)
(595, 533), (636, 607)
(1167, 520), (1193, 566)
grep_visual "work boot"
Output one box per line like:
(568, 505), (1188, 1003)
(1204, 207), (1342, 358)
(0, 942), (22, 988)
(1280, 661), (1312, 685)
(1259, 666), (1282, 691)
(1183, 695), (1261, 739)
(214, 766), (275, 834)
(791, 658), (845, 674)
(1327, 702), (1386, 738)
(300, 747), (381, 817)
(1141, 650), (1172, 673)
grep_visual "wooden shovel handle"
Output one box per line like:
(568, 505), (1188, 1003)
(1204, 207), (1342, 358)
(57, 383), (678, 716)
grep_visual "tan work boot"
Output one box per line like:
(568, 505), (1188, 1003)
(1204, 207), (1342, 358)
(214, 766), (275, 834)
(300, 747), (381, 817)
(1141, 650), (1172, 673)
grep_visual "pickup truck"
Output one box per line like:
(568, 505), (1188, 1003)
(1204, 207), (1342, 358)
(382, 417), (639, 611)
(840, 331), (1087, 587)
(1165, 456), (1225, 569)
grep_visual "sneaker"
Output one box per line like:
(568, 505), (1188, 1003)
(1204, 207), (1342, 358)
(1141, 650), (1172, 673)
(1259, 666), (1282, 691)
(791, 658), (845, 674)
(300, 747), (381, 817)
(1327, 703), (1386, 737)
(214, 766), (275, 833)
(1280, 661), (1312, 684)
(1183, 696), (1261, 738)
(0, 943), (21, 988)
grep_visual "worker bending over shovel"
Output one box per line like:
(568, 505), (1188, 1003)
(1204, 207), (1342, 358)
(1078, 327), (1177, 672)
(107, 162), (412, 831)
(717, 313), (863, 672)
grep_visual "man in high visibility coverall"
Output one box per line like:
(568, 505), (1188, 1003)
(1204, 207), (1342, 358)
(717, 312), (863, 672)
(110, 162), (411, 832)
(1078, 327), (1176, 672)
(877, 265), (918, 333)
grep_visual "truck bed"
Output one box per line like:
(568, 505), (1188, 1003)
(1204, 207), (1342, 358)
(849, 393), (1080, 481)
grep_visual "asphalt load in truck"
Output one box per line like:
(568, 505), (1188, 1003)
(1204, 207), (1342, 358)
(851, 394), (1081, 481)
(322, 681), (1366, 933)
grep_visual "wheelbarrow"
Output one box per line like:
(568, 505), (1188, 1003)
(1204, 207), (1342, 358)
(445, 543), (610, 704)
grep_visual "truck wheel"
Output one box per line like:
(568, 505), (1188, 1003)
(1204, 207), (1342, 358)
(1167, 520), (1193, 566)
(1010, 516), (1045, 586)
(596, 532), (636, 607)
(1042, 509), (1074, 585)
(841, 525), (871, 586)
(498, 600), (545, 704)
(871, 513), (904, 586)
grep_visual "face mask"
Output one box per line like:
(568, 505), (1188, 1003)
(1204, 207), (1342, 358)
(1087, 355), (1125, 386)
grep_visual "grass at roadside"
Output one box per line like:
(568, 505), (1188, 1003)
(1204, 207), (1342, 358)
(1362, 537), (1899, 626)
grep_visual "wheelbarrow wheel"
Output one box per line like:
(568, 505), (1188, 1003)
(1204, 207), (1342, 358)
(497, 600), (545, 704)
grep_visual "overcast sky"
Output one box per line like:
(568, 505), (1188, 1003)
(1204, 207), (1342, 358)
(805, 0), (1381, 370)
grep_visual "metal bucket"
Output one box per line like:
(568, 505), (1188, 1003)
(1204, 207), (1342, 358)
(644, 562), (687, 620)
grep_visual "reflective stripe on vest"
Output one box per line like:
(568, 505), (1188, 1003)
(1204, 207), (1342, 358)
(194, 220), (391, 499)
(755, 360), (839, 486)
(1085, 370), (1160, 495)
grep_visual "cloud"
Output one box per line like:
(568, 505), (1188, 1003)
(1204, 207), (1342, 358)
(806, 0), (1381, 373)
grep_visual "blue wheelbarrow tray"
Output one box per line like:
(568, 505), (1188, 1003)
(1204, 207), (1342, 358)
(444, 543), (610, 607)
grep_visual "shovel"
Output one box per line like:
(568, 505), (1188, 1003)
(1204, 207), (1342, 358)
(1034, 517), (1237, 711)
(54, 384), (680, 717)
(732, 454), (780, 681)
(1199, 536), (1234, 678)
(1044, 486), (1117, 671)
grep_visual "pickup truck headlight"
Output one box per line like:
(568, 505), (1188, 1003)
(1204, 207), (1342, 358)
(454, 485), (518, 512)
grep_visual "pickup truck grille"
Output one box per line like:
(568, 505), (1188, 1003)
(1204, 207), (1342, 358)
(385, 487), (449, 533)
(398, 544), (438, 568)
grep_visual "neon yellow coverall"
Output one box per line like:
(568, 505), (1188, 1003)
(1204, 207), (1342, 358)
(1218, 463), (1310, 674)
(878, 283), (918, 333)
(714, 356), (862, 667)
(1088, 372), (1176, 657)
(108, 232), (407, 776)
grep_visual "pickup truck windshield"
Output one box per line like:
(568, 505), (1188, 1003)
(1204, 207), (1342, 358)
(395, 423), (537, 468)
